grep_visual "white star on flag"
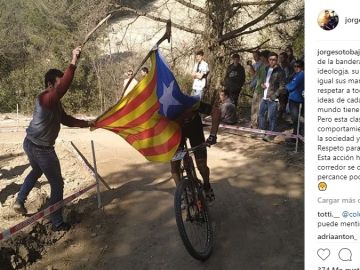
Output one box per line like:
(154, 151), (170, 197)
(159, 80), (181, 115)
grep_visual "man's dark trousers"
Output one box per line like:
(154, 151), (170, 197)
(17, 138), (64, 226)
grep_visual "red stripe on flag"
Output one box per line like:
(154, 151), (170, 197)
(138, 128), (181, 156)
(108, 101), (160, 133)
(126, 117), (170, 144)
(97, 73), (157, 127)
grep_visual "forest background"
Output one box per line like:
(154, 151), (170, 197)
(0, 0), (304, 114)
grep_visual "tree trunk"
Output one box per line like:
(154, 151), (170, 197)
(203, 0), (232, 104)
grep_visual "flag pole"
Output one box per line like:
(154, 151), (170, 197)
(95, 20), (172, 122)
(82, 14), (113, 47)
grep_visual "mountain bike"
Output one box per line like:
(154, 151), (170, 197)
(172, 142), (214, 261)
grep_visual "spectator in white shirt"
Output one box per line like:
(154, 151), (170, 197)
(123, 69), (138, 97)
(191, 50), (209, 99)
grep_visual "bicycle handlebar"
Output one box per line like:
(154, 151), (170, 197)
(171, 143), (209, 162)
(185, 143), (210, 154)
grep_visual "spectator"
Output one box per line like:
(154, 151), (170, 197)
(224, 53), (245, 107)
(285, 46), (296, 67)
(140, 66), (149, 78)
(13, 46), (94, 231)
(123, 69), (138, 97)
(191, 50), (209, 99)
(278, 52), (294, 120)
(279, 52), (294, 83)
(248, 51), (262, 89)
(219, 89), (237, 125)
(250, 50), (269, 129)
(286, 60), (304, 137)
(258, 52), (285, 142)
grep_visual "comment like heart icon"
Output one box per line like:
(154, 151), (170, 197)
(317, 248), (330, 260)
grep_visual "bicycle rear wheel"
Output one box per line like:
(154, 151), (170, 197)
(174, 176), (214, 261)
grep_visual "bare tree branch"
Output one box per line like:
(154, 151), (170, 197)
(237, 13), (303, 37)
(116, 16), (140, 50)
(243, 6), (253, 17)
(113, 6), (203, 35)
(232, 0), (277, 8)
(220, 0), (287, 43)
(231, 39), (270, 53)
(232, 6), (242, 15)
(174, 0), (206, 14)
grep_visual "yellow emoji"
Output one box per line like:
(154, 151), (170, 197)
(318, 182), (327, 191)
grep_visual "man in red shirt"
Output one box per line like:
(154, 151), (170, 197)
(14, 46), (94, 231)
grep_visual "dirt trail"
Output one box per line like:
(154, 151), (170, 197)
(0, 114), (304, 270)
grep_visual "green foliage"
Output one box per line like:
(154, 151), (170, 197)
(0, 0), (113, 114)
(0, 86), (17, 113)
(0, 65), (43, 113)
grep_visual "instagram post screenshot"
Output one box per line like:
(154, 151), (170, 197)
(307, 1), (360, 269)
(0, 1), (310, 270)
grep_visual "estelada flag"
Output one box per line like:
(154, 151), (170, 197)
(95, 49), (199, 162)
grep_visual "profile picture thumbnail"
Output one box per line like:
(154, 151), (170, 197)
(318, 10), (339, 31)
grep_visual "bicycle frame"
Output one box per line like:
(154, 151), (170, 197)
(180, 142), (199, 182)
(173, 141), (214, 260)
(179, 142), (209, 215)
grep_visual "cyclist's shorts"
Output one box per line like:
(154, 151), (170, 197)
(181, 113), (207, 160)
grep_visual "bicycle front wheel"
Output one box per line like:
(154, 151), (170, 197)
(174, 176), (214, 261)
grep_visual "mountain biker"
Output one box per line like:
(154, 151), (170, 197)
(171, 101), (220, 202)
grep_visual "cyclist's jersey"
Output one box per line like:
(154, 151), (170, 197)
(193, 101), (213, 115)
(183, 101), (212, 126)
(179, 101), (212, 160)
(180, 113), (207, 160)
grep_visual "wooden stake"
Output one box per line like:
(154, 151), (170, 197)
(91, 140), (102, 209)
(70, 142), (111, 190)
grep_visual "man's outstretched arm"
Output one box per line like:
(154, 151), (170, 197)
(61, 109), (94, 128)
(40, 46), (82, 108)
